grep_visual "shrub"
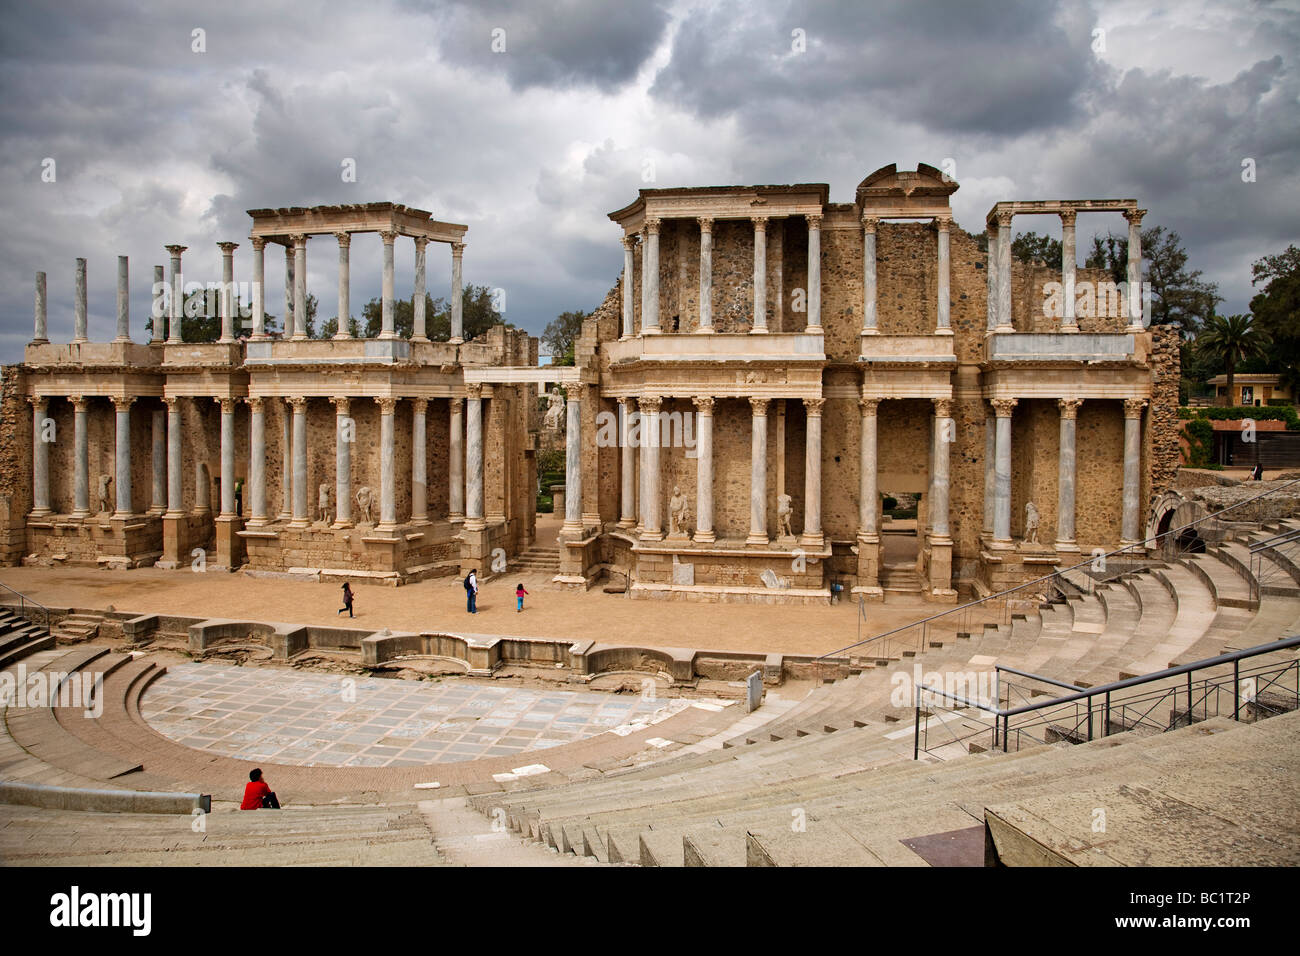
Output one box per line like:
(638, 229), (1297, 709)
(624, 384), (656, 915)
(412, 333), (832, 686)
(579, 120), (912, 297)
(1196, 406), (1299, 429)
(1183, 418), (1214, 467)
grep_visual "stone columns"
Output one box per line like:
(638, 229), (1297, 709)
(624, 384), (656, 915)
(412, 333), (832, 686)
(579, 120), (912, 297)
(935, 218), (952, 334)
(620, 236), (636, 339)
(334, 233), (351, 339)
(150, 408), (166, 513)
(71, 396), (89, 517)
(151, 265), (165, 343)
(1122, 398), (1146, 544)
(693, 396), (715, 543)
(288, 397), (308, 527)
(1125, 208), (1146, 330)
(642, 219), (660, 334)
(805, 214), (822, 334)
(283, 244), (295, 338)
(450, 241), (465, 344)
(983, 411), (995, 534)
(379, 231), (397, 339)
(697, 218), (714, 333)
(29, 398), (51, 516)
(464, 385), (485, 531)
(166, 245), (186, 344)
(1060, 210), (1078, 333)
(412, 237), (429, 342)
(112, 397), (134, 517)
(194, 456), (211, 516)
(73, 258), (88, 343)
(377, 397), (398, 530)
(991, 398), (1018, 546)
(219, 398), (236, 516)
(449, 398), (465, 522)
(746, 397), (769, 545)
(329, 397), (351, 528)
(985, 221), (998, 332)
(33, 271), (48, 343)
(800, 397), (824, 546)
(411, 398), (428, 523)
(856, 396), (882, 598)
(248, 397), (268, 526)
(1056, 398), (1083, 551)
(862, 216), (879, 333)
(250, 238), (267, 340)
(931, 399), (953, 539)
(115, 255), (131, 342)
(165, 397), (183, 517)
(618, 399), (637, 528)
(996, 210), (1014, 332)
(751, 217), (768, 333)
(279, 400), (292, 520)
(218, 242), (238, 342)
(562, 384), (584, 536)
(639, 395), (662, 539)
(292, 234), (308, 340)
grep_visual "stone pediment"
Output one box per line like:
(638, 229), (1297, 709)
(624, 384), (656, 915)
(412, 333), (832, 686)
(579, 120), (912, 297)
(856, 163), (957, 216)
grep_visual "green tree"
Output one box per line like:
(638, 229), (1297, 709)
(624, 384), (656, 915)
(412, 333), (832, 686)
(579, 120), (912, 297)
(542, 310), (587, 366)
(359, 284), (506, 341)
(1249, 245), (1300, 393)
(1196, 314), (1270, 402)
(1084, 225), (1219, 330)
(1011, 231), (1062, 270)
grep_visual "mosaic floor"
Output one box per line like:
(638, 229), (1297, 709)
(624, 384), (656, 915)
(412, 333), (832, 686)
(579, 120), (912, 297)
(140, 664), (698, 768)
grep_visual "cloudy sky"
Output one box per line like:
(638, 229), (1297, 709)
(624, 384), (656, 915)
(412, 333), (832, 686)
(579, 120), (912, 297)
(1, 0), (1296, 363)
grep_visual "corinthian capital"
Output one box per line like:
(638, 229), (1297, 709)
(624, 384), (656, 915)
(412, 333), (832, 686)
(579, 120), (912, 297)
(991, 398), (1018, 418)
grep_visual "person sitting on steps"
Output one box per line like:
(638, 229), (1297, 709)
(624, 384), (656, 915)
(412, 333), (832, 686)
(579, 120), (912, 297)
(240, 768), (280, 810)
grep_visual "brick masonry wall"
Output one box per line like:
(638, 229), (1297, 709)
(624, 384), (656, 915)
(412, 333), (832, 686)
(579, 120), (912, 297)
(0, 367), (32, 564)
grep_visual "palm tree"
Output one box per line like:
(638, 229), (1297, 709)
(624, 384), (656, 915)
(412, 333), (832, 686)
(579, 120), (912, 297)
(1196, 314), (1271, 404)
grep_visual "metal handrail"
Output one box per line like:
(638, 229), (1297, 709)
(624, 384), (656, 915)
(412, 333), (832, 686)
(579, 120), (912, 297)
(818, 476), (1300, 662)
(0, 580), (51, 638)
(994, 664), (1085, 693)
(1249, 527), (1300, 552)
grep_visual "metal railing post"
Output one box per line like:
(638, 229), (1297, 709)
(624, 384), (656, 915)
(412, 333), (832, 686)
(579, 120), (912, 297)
(1233, 659), (1241, 721)
(913, 689), (921, 761)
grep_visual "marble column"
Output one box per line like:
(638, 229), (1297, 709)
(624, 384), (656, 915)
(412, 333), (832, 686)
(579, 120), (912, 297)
(150, 408), (166, 513)
(800, 397), (824, 546)
(859, 397), (879, 538)
(165, 397), (183, 517)
(697, 218), (714, 333)
(996, 210), (1014, 332)
(279, 400), (292, 521)
(71, 396), (89, 517)
(218, 242), (238, 342)
(33, 271), (48, 343)
(746, 397), (769, 545)
(931, 398), (953, 538)
(1122, 398), (1146, 544)
(283, 244), (295, 339)
(112, 397), (134, 517)
(983, 411), (996, 535)
(166, 245), (186, 344)
(330, 397), (351, 528)
(377, 397), (397, 529)
(751, 217), (768, 333)
(693, 396), (715, 543)
(620, 236), (636, 338)
(379, 231), (397, 339)
(248, 397), (268, 526)
(805, 214), (822, 334)
(29, 398), (51, 515)
(450, 241), (465, 344)
(292, 234), (308, 340)
(449, 398), (465, 522)
(642, 219), (660, 333)
(250, 238), (267, 340)
(115, 256), (130, 342)
(619, 399), (636, 528)
(334, 232), (351, 339)
(639, 395), (662, 539)
(985, 221), (998, 332)
(288, 397), (308, 527)
(219, 398), (236, 517)
(1056, 398), (1083, 550)
(562, 384), (584, 536)
(862, 216), (879, 333)
(194, 456), (211, 515)
(412, 237), (429, 341)
(73, 258), (88, 343)
(411, 398), (428, 523)
(1060, 210), (1078, 333)
(151, 265), (165, 343)
(992, 398), (1018, 545)
(936, 218), (952, 334)
(465, 385), (485, 531)
(1125, 208), (1146, 329)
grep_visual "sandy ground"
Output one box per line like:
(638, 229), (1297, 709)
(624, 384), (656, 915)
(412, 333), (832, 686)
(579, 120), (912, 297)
(0, 516), (949, 658)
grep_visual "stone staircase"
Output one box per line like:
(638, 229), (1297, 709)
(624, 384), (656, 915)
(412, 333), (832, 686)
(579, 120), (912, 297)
(50, 612), (106, 645)
(0, 607), (54, 670)
(510, 544), (561, 575)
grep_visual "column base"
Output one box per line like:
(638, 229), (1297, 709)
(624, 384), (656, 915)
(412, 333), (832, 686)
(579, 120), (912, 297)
(642, 327), (662, 335)
(745, 533), (770, 547)
(560, 521), (584, 537)
(798, 532), (825, 549)
(449, 337), (464, 345)
(995, 324), (1015, 334)
(330, 520), (354, 530)
(332, 332), (352, 341)
(861, 327), (879, 335)
(463, 518), (485, 532)
(934, 327), (954, 335)
(851, 586), (884, 603)
(377, 331), (398, 341)
(410, 335), (430, 344)
(291, 334), (309, 342)
(1054, 540), (1081, 555)
(250, 333), (270, 341)
(1061, 323), (1080, 333)
(988, 536), (1016, 551)
(749, 327), (769, 334)
(640, 530), (664, 542)
(693, 530), (716, 544)
(449, 513), (465, 524)
(694, 326), (716, 334)
(617, 517), (636, 529)
(288, 518), (309, 529)
(71, 509), (90, 519)
(29, 508), (52, 519)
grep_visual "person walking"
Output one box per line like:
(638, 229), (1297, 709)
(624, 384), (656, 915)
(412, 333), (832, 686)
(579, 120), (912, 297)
(516, 582), (528, 613)
(338, 581), (354, 617)
(465, 569), (478, 614)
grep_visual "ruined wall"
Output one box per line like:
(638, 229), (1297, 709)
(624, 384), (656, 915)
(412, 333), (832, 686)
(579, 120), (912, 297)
(1147, 323), (1182, 499)
(0, 367), (31, 565)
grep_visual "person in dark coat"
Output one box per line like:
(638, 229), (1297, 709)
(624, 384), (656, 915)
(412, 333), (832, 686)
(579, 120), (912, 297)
(338, 582), (354, 617)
